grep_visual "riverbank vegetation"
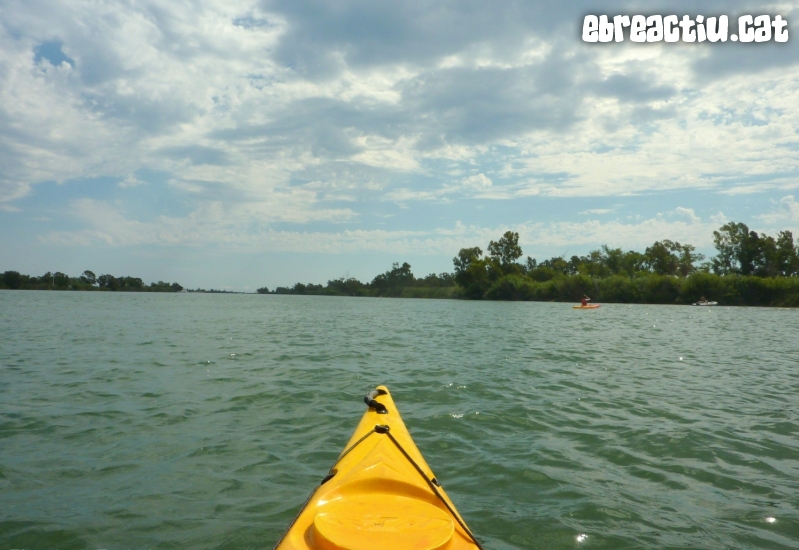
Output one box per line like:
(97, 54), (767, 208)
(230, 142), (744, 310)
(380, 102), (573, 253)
(4, 222), (798, 306)
(267, 221), (799, 306)
(268, 262), (458, 299)
(450, 222), (799, 306)
(0, 270), (184, 292)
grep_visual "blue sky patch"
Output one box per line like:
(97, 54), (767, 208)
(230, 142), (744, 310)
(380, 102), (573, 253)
(34, 40), (74, 68)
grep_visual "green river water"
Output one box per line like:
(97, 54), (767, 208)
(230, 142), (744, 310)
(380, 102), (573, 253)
(1, 291), (798, 549)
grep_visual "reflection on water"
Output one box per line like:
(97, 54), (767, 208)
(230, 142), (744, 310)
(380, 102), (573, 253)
(1, 291), (798, 549)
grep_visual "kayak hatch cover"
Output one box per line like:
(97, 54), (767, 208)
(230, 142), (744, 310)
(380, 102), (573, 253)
(273, 385), (483, 550)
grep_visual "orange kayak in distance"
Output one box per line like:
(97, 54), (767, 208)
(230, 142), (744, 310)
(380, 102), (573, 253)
(273, 385), (483, 550)
(573, 304), (600, 309)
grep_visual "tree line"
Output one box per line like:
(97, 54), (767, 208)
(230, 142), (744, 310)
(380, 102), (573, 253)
(453, 222), (798, 298)
(450, 222), (799, 306)
(4, 221), (797, 305)
(258, 262), (458, 298)
(265, 221), (799, 306)
(0, 270), (184, 292)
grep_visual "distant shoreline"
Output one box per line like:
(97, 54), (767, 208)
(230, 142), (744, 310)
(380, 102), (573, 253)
(4, 220), (798, 307)
(256, 222), (799, 308)
(253, 273), (799, 308)
(3, 280), (797, 308)
(0, 270), (185, 293)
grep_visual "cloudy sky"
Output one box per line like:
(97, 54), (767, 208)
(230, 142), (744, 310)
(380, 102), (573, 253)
(2, 0), (799, 290)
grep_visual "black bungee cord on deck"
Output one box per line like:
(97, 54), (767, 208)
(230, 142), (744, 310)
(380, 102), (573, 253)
(374, 424), (486, 550)
(273, 391), (485, 550)
(355, 390), (485, 550)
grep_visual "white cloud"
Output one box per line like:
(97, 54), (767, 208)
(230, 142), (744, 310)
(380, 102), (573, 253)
(718, 184), (774, 196)
(757, 195), (799, 225)
(3, 0), (797, 210)
(674, 207), (701, 224)
(2, 0), (799, 282)
(382, 173), (496, 203)
(118, 175), (148, 189)
(41, 194), (357, 248)
(42, 203), (723, 257)
(462, 173), (492, 189)
(516, 211), (720, 252)
(383, 187), (451, 203)
(578, 208), (613, 215)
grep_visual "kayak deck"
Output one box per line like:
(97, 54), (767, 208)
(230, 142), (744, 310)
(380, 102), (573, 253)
(274, 386), (481, 550)
(573, 304), (600, 309)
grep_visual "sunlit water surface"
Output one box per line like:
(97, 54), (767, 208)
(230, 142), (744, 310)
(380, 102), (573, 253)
(1, 291), (798, 549)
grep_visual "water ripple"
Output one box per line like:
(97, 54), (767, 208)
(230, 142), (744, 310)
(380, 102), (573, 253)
(1, 293), (798, 549)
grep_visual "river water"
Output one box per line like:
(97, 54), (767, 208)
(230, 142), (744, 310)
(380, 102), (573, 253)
(1, 291), (798, 549)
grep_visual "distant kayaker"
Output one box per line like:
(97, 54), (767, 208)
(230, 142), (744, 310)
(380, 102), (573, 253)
(581, 295), (590, 306)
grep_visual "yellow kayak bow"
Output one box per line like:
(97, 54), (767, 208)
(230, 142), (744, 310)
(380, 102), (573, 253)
(274, 385), (483, 550)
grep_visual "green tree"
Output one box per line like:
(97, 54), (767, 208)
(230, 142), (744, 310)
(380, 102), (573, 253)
(775, 230), (799, 276)
(256, 287), (270, 294)
(98, 274), (118, 290)
(741, 231), (766, 276)
(453, 247), (483, 285)
(711, 222), (760, 275)
(540, 256), (572, 274)
(487, 231), (523, 267)
(620, 250), (648, 276)
(757, 234), (779, 277)
(674, 243), (704, 277)
(710, 222), (794, 277)
(568, 255), (583, 275)
(645, 241), (679, 275)
(371, 262), (414, 289)
(600, 246), (626, 276)
(53, 272), (70, 288)
(80, 270), (97, 285)
(574, 250), (612, 278)
(123, 277), (144, 289)
(416, 273), (456, 288)
(453, 247), (491, 298)
(643, 240), (702, 276)
(326, 277), (365, 294)
(39, 272), (53, 287)
(2, 271), (22, 289)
